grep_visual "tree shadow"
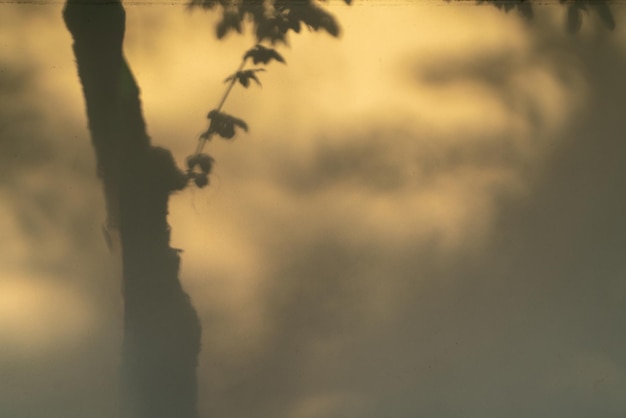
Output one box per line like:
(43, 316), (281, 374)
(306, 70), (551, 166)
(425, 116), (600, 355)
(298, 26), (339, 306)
(62, 0), (353, 416)
(63, 1), (201, 417)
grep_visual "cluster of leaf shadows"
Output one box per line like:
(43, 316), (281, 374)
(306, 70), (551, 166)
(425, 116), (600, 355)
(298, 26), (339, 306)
(186, 0), (617, 186)
(447, 0), (615, 32)
(184, 0), (351, 189)
(189, 0), (352, 42)
(186, 45), (285, 188)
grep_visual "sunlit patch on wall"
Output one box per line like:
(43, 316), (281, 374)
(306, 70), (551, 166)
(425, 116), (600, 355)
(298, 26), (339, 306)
(0, 275), (95, 356)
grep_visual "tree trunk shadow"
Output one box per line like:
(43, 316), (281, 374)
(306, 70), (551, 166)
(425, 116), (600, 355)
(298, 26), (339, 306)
(64, 1), (201, 417)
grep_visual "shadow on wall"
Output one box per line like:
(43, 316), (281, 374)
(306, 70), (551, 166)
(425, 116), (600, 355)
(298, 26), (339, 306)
(193, 16), (626, 418)
(63, 1), (201, 417)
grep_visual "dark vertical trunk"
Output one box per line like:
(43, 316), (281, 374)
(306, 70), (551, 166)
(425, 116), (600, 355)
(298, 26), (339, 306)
(63, 2), (201, 417)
